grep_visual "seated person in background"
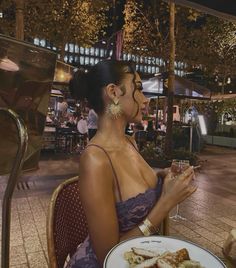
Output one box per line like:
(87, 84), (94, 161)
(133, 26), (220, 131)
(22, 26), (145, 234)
(146, 120), (157, 142)
(66, 60), (196, 268)
(66, 113), (77, 129)
(77, 115), (88, 147)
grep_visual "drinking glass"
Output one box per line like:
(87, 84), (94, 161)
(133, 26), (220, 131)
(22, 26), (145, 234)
(170, 159), (190, 221)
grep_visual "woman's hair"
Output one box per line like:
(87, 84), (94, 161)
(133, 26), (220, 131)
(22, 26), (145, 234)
(69, 60), (135, 114)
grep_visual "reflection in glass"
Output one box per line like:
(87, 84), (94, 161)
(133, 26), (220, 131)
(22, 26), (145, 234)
(0, 35), (57, 174)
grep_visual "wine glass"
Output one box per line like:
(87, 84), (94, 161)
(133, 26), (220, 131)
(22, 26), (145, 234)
(170, 159), (190, 221)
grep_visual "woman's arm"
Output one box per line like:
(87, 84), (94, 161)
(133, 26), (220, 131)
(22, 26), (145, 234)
(79, 147), (121, 266)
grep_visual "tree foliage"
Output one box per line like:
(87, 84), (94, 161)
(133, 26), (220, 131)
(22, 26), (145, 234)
(123, 0), (236, 90)
(0, 0), (111, 58)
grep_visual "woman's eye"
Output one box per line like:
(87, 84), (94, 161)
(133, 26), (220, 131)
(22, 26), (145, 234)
(136, 84), (143, 91)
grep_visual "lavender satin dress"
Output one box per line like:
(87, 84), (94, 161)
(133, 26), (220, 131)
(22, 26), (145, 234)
(66, 177), (163, 268)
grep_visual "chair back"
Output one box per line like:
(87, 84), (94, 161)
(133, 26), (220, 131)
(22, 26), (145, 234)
(47, 177), (88, 268)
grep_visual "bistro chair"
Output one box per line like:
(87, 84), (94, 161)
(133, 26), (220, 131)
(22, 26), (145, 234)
(47, 176), (88, 268)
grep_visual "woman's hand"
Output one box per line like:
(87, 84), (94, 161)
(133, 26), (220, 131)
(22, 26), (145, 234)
(161, 166), (197, 208)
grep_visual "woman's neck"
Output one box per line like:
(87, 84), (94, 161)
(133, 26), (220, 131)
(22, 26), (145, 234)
(94, 114), (128, 147)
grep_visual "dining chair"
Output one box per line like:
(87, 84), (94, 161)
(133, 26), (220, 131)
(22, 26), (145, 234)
(47, 176), (88, 268)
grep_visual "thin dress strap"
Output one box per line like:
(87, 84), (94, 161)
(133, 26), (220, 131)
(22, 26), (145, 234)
(86, 144), (123, 202)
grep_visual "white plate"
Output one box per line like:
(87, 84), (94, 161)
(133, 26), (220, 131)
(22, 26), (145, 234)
(103, 236), (226, 268)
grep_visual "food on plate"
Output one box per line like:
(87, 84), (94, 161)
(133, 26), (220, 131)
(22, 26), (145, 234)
(124, 247), (205, 268)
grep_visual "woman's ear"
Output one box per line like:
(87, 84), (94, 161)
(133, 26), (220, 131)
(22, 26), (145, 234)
(105, 83), (121, 101)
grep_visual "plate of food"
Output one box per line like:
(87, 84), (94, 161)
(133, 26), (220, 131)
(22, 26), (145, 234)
(103, 236), (226, 268)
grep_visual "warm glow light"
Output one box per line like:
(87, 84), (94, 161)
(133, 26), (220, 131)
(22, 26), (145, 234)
(198, 115), (207, 135)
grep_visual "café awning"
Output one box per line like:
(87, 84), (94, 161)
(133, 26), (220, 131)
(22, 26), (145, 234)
(142, 75), (211, 100)
(167, 0), (236, 22)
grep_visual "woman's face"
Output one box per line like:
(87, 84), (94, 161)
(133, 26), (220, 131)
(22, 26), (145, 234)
(119, 72), (148, 123)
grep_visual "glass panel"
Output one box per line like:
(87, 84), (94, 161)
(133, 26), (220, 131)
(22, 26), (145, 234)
(80, 46), (84, 54)
(85, 57), (89, 64)
(109, 50), (113, 57)
(95, 48), (99, 56)
(69, 43), (74, 52)
(34, 38), (39, 45)
(90, 47), (95, 55)
(127, 53), (131, 60)
(144, 65), (148, 73)
(160, 58), (163, 66)
(139, 65), (144, 72)
(40, 39), (46, 47)
(152, 66), (155, 73)
(75, 45), (79, 53)
(69, 55), (73, 63)
(80, 56), (84, 65)
(65, 43), (68, 51)
(64, 55), (68, 62)
(147, 57), (151, 64)
(140, 56), (143, 63)
(95, 58), (99, 64)
(90, 57), (94, 65)
(100, 49), (104, 57)
(148, 66), (152, 73)
(85, 47), (90, 55)
(144, 57), (148, 64)
(156, 58), (160, 65)
(135, 65), (139, 71)
(156, 67), (159, 73)
(74, 56), (79, 63)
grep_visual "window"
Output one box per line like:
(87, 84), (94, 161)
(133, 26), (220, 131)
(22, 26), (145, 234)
(140, 56), (143, 63)
(90, 57), (94, 65)
(75, 45), (79, 53)
(95, 48), (99, 56)
(64, 55), (68, 62)
(40, 39), (46, 47)
(34, 38), (39, 46)
(123, 53), (127, 60)
(152, 66), (156, 73)
(80, 56), (84, 65)
(144, 65), (148, 73)
(74, 56), (79, 63)
(148, 66), (152, 73)
(69, 56), (73, 63)
(156, 67), (159, 73)
(80, 47), (84, 54)
(127, 53), (131, 60)
(69, 44), (74, 53)
(95, 58), (99, 64)
(139, 65), (144, 72)
(65, 43), (68, 51)
(85, 47), (90, 55)
(90, 47), (94, 56)
(85, 57), (89, 64)
(100, 49), (104, 57)
(156, 58), (160, 65)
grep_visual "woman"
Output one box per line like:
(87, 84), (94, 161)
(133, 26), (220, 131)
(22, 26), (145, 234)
(67, 60), (196, 268)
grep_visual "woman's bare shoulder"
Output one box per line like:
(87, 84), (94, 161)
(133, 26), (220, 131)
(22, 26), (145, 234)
(79, 145), (113, 184)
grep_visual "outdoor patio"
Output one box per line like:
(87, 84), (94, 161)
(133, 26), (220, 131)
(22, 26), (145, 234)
(0, 145), (235, 267)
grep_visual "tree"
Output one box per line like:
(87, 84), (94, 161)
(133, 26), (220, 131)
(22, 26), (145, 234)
(0, 0), (111, 59)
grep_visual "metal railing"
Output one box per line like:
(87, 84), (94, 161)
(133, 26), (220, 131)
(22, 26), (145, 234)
(0, 108), (28, 268)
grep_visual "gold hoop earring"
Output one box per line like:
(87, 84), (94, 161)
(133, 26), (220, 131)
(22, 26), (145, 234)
(106, 99), (122, 118)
